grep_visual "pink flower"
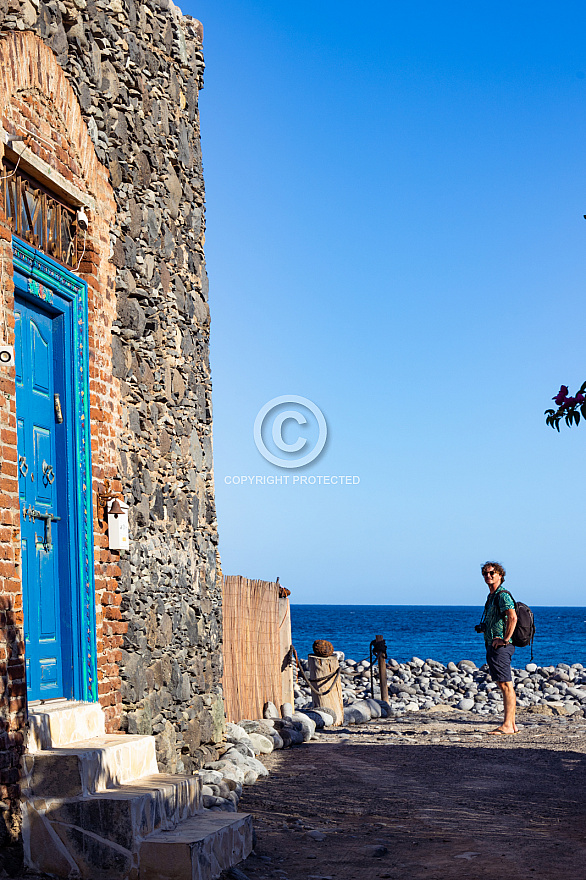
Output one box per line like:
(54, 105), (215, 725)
(554, 385), (569, 406)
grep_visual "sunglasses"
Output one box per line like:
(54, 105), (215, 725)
(483, 570), (498, 577)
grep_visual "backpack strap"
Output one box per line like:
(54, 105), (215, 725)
(496, 588), (516, 607)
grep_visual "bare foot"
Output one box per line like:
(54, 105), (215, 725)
(488, 727), (517, 735)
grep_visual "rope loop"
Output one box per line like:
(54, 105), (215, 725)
(292, 646), (341, 696)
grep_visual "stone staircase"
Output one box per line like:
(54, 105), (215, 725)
(22, 701), (253, 880)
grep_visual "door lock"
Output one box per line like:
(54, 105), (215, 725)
(22, 505), (61, 551)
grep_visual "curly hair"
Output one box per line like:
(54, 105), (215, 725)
(481, 561), (506, 583)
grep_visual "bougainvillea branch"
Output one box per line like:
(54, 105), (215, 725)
(545, 384), (586, 430)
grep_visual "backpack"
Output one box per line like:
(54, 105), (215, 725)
(495, 589), (536, 661)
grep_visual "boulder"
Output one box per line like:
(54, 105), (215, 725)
(344, 703), (371, 725)
(375, 700), (392, 717)
(248, 732), (274, 754)
(364, 698), (382, 718)
(271, 730), (284, 749)
(204, 760), (245, 785)
(225, 722), (249, 741)
(291, 712), (316, 741)
(310, 708), (334, 726)
(300, 710), (325, 729)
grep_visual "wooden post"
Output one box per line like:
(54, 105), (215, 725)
(376, 633), (389, 702)
(279, 595), (294, 708)
(308, 653), (343, 726)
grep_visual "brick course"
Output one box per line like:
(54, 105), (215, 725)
(0, 29), (122, 853)
(0, 0), (223, 863)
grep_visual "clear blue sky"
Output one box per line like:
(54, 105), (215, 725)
(184, 0), (586, 606)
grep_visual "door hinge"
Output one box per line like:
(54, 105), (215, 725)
(54, 393), (64, 424)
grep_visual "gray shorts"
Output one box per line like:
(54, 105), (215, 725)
(486, 644), (515, 683)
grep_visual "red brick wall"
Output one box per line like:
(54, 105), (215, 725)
(0, 221), (24, 832)
(0, 30), (122, 829)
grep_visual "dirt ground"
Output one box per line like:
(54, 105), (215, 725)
(228, 708), (586, 880)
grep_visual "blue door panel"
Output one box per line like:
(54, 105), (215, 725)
(38, 541), (57, 641)
(13, 236), (97, 704)
(22, 535), (29, 646)
(40, 658), (58, 689)
(15, 296), (65, 701)
(17, 419), (26, 502)
(31, 318), (51, 396)
(33, 427), (54, 507)
(14, 310), (23, 385)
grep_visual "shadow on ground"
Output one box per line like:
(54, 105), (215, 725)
(230, 727), (586, 880)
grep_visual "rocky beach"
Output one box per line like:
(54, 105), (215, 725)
(299, 652), (586, 718)
(191, 652), (586, 818)
(21, 653), (586, 879)
(203, 654), (586, 880)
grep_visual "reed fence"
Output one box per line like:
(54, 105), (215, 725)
(222, 575), (293, 722)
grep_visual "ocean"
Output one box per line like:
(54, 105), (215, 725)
(290, 605), (586, 668)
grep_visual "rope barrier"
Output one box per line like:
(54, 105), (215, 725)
(291, 647), (341, 696)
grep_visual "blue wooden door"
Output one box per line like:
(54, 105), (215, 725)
(15, 297), (69, 701)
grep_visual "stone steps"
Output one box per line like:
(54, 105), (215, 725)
(139, 812), (253, 880)
(23, 734), (159, 796)
(27, 700), (106, 752)
(23, 773), (203, 879)
(22, 701), (253, 880)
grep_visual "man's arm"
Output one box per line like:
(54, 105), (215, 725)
(492, 608), (517, 647)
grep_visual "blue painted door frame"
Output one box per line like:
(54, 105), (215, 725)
(13, 237), (97, 703)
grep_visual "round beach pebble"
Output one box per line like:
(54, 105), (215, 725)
(457, 698), (475, 711)
(248, 732), (274, 754)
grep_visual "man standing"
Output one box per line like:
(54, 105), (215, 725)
(480, 562), (518, 735)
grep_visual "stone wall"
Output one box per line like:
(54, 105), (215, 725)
(0, 0), (223, 787)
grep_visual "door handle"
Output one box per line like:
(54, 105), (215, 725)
(42, 460), (55, 485)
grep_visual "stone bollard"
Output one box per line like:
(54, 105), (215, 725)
(308, 653), (344, 726)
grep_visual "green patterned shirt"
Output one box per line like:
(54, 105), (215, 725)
(484, 587), (515, 647)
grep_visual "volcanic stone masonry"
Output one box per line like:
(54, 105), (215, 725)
(0, 0), (224, 774)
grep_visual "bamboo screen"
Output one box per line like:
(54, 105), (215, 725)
(223, 576), (285, 722)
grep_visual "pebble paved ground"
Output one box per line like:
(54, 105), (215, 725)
(225, 707), (586, 880)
